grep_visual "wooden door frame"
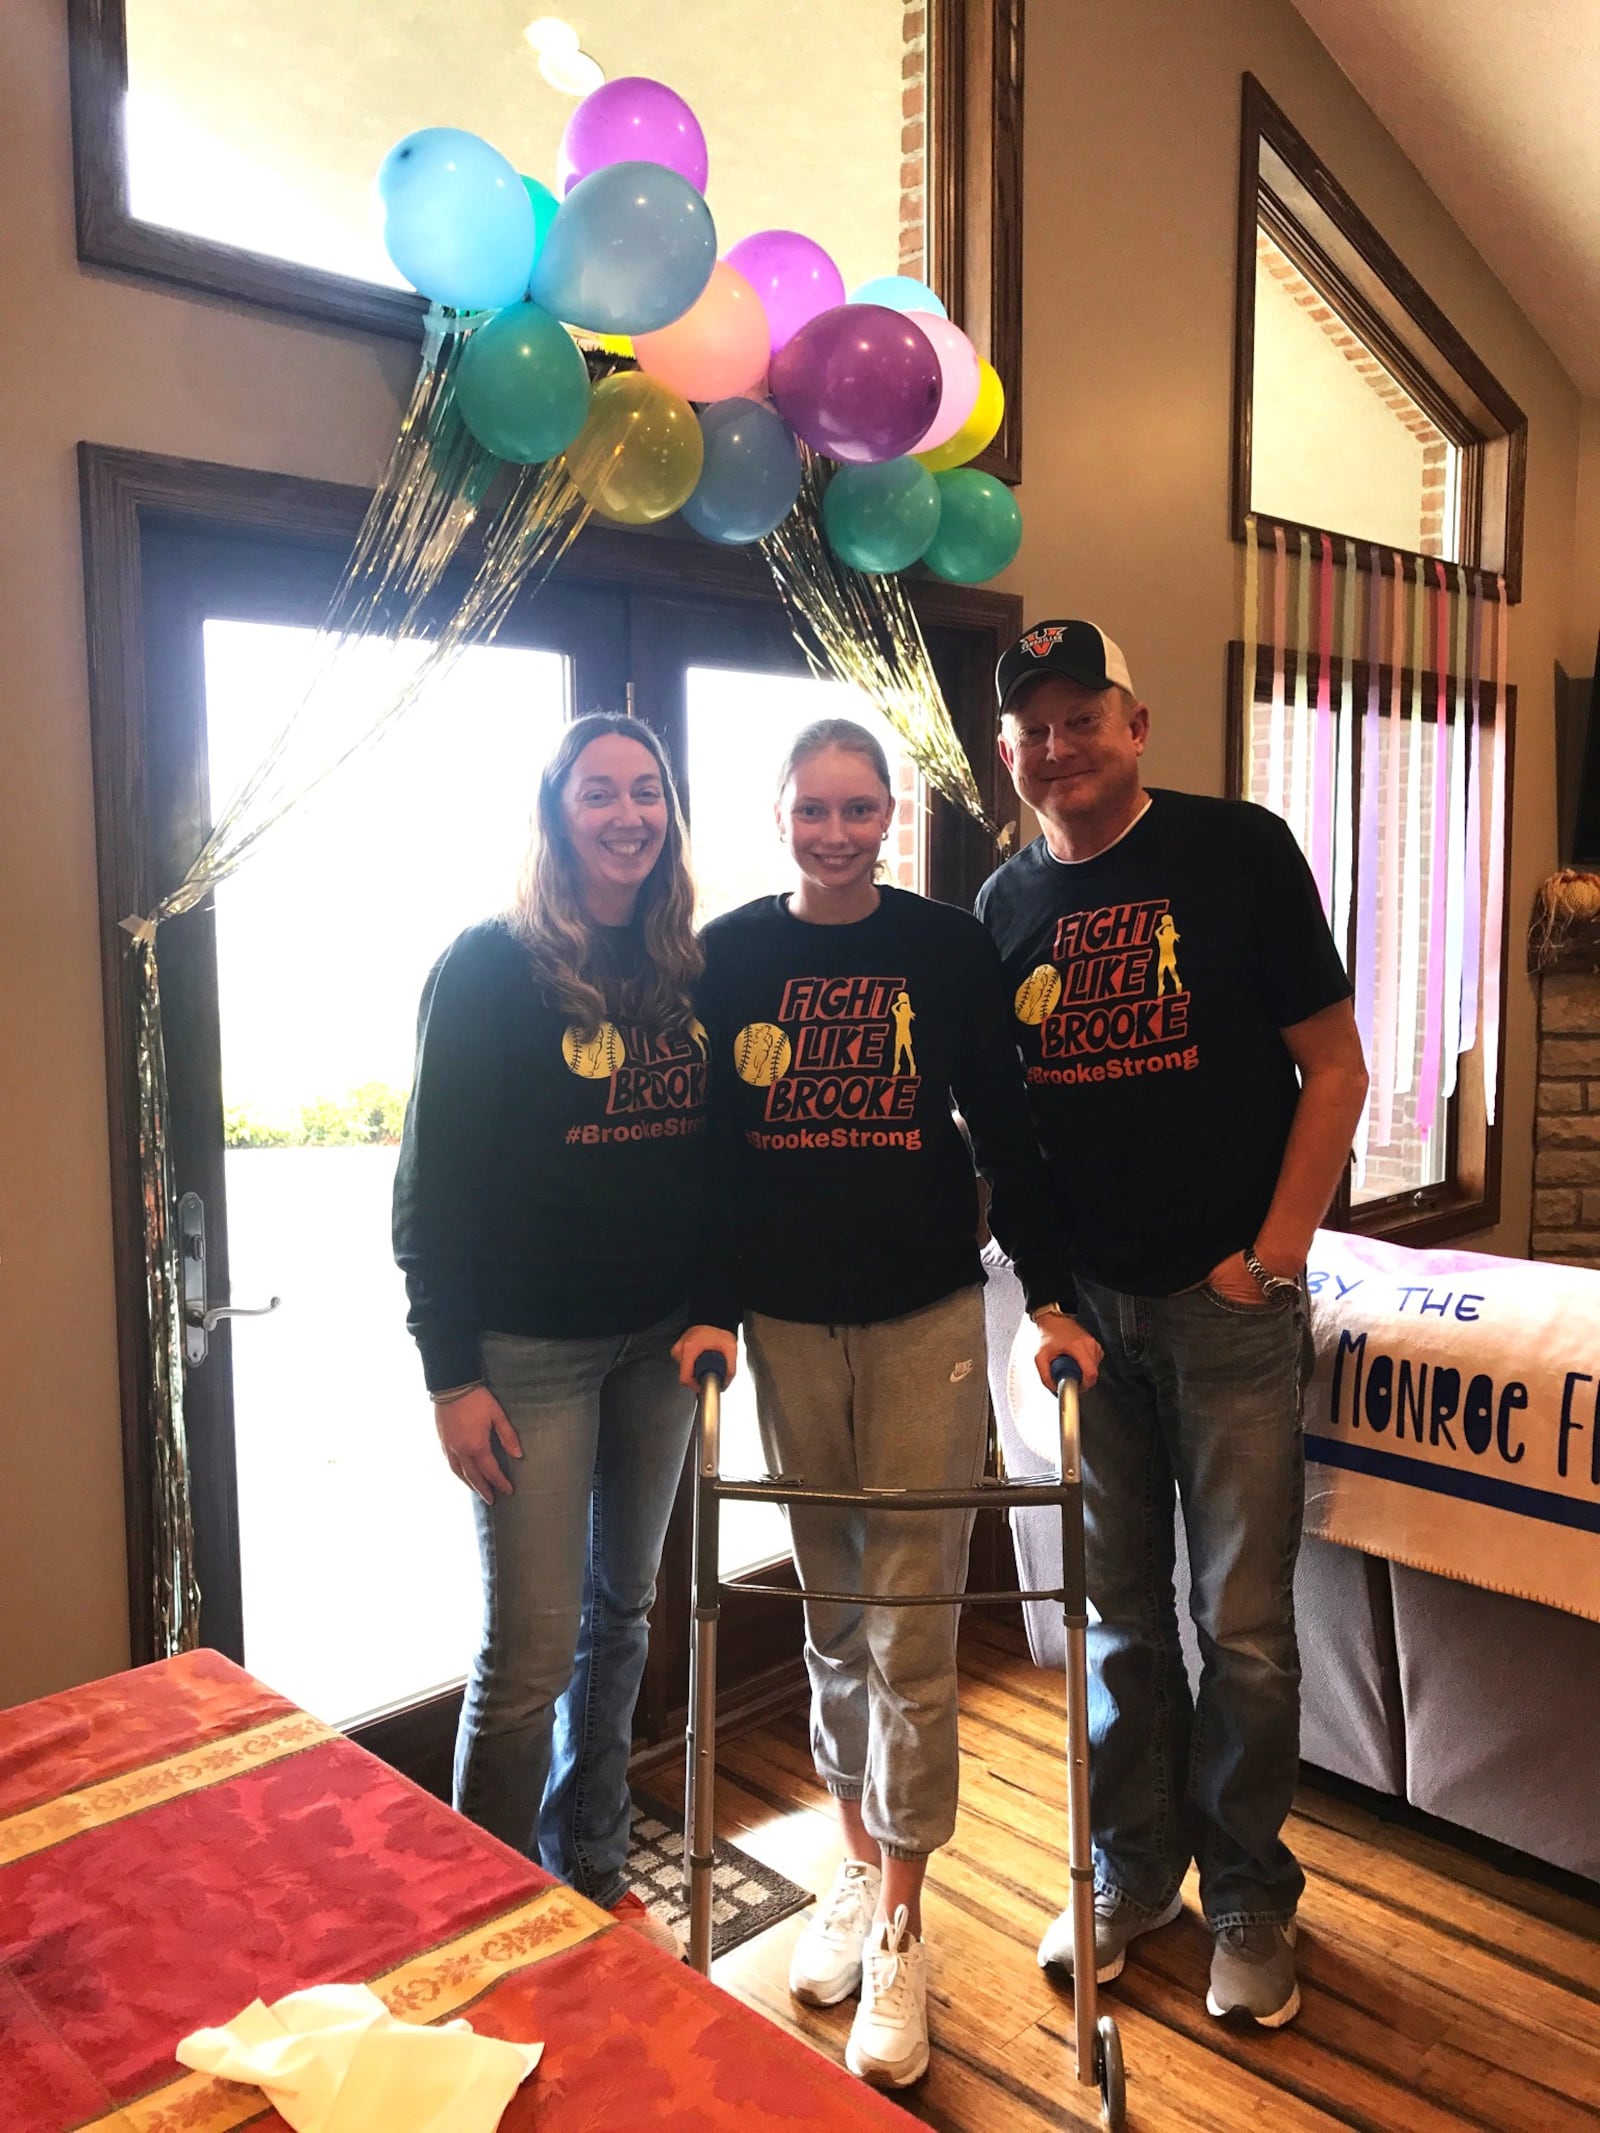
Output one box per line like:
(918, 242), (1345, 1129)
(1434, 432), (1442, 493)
(81, 444), (1022, 1763)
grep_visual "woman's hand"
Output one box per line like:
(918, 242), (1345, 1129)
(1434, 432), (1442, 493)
(672, 1326), (739, 1388)
(1031, 1310), (1103, 1393)
(434, 1386), (523, 1504)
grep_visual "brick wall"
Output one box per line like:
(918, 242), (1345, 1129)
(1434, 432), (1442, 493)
(1530, 974), (1600, 1267)
(899, 4), (926, 277)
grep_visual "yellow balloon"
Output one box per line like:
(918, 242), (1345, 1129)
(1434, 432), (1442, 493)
(915, 359), (1005, 474)
(565, 370), (704, 526)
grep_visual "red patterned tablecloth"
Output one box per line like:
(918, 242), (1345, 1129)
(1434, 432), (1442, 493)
(0, 1650), (904, 2131)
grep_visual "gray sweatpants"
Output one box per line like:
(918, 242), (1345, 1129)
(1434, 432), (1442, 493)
(745, 1285), (989, 1859)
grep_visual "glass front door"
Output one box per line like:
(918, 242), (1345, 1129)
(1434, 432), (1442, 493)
(132, 516), (1001, 1772)
(204, 622), (570, 1725)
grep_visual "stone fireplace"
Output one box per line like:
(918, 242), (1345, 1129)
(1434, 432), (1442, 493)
(1529, 917), (1600, 1266)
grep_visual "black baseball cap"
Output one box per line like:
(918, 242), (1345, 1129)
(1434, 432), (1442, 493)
(995, 619), (1135, 716)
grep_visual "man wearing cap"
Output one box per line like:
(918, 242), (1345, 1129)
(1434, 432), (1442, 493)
(977, 620), (1368, 2028)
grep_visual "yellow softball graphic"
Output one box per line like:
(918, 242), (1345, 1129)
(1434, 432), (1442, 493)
(1014, 965), (1062, 1025)
(562, 1020), (626, 1078)
(733, 1021), (792, 1086)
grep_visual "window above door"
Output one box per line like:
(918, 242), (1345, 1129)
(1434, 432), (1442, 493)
(1233, 75), (1527, 600)
(70, 0), (1026, 477)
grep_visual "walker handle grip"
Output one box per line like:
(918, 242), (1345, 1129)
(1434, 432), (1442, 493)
(695, 1350), (729, 1386)
(1050, 1353), (1082, 1388)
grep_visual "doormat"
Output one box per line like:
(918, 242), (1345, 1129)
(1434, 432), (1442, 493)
(627, 1791), (813, 1959)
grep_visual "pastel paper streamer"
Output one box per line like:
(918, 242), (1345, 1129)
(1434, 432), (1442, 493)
(1310, 532), (1336, 911)
(1350, 544), (1382, 1176)
(1373, 551), (1404, 1146)
(1414, 560), (1452, 1137)
(1440, 565), (1469, 1097)
(1243, 516), (1261, 783)
(1458, 577), (1484, 1053)
(1481, 582), (1509, 1125)
(1289, 530), (1313, 857)
(1268, 525), (1288, 813)
(1395, 557), (1426, 1101)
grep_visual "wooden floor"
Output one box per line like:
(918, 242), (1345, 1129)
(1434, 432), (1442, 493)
(653, 1616), (1600, 2131)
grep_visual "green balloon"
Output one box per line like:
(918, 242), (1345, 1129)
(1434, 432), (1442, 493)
(922, 469), (1023, 583)
(821, 458), (942, 575)
(521, 174), (561, 267)
(453, 301), (591, 463)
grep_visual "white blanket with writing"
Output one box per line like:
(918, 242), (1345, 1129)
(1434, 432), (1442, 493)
(1305, 1230), (1600, 1622)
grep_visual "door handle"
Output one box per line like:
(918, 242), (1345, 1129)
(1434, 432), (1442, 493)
(177, 1191), (281, 1365)
(197, 1296), (282, 1334)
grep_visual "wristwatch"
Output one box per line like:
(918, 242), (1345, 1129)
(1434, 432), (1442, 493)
(1243, 1248), (1298, 1301)
(1029, 1301), (1072, 1324)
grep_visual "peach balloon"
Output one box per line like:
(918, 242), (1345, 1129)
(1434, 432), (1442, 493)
(633, 262), (770, 402)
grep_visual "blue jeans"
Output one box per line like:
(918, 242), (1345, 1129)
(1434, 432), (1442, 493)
(1072, 1274), (1311, 1929)
(453, 1313), (693, 1908)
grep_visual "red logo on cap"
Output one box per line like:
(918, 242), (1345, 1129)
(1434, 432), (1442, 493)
(1019, 624), (1069, 659)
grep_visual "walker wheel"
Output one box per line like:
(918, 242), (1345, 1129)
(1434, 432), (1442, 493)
(1094, 2012), (1125, 2130)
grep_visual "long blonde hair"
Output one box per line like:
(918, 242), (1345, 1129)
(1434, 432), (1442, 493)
(507, 714), (701, 1037)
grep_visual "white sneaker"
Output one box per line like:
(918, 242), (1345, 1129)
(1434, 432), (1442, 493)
(845, 1906), (929, 2088)
(788, 1859), (881, 2006)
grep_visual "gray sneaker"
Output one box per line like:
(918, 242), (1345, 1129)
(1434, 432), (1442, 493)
(1206, 1920), (1300, 2026)
(1037, 1889), (1183, 1983)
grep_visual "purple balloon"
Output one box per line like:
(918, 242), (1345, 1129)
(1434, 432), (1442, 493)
(558, 77), (708, 194)
(724, 230), (846, 356)
(769, 304), (942, 465)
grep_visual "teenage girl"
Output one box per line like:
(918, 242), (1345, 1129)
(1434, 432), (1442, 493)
(676, 717), (1099, 2084)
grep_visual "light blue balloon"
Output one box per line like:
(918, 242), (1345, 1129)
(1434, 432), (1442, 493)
(531, 160), (717, 334)
(849, 274), (948, 320)
(681, 401), (802, 544)
(378, 128), (536, 311)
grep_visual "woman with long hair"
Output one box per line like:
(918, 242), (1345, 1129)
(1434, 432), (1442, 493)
(675, 717), (1100, 2085)
(394, 712), (705, 1954)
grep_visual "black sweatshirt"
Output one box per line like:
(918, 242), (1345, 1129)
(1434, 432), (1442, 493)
(392, 919), (706, 1389)
(689, 887), (1072, 1330)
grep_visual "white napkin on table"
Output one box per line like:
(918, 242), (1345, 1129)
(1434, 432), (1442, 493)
(176, 1982), (543, 2133)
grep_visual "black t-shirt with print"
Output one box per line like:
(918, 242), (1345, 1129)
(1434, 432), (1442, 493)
(392, 918), (706, 1388)
(690, 885), (1072, 1330)
(975, 790), (1351, 1296)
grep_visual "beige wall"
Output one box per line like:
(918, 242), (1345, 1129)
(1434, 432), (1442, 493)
(0, 0), (1585, 1703)
(1000, 0), (1579, 1269)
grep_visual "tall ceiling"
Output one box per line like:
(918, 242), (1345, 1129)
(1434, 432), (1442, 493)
(1288, 0), (1600, 396)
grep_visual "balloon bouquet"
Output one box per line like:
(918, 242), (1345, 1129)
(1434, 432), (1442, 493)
(376, 76), (1022, 586)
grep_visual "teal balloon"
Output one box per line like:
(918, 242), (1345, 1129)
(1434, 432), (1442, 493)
(377, 128), (536, 311)
(521, 175), (561, 265)
(922, 469), (1023, 583)
(453, 303), (591, 463)
(849, 274), (948, 319)
(681, 400), (801, 543)
(822, 458), (941, 575)
(531, 160), (716, 334)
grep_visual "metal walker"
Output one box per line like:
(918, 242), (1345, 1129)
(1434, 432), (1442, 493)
(684, 1349), (1127, 2130)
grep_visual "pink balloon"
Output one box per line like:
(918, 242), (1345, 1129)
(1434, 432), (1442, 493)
(909, 312), (982, 452)
(633, 263), (771, 402)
